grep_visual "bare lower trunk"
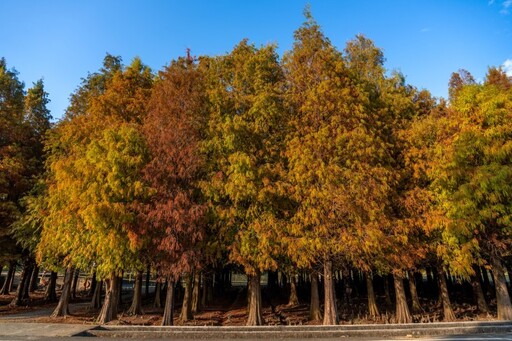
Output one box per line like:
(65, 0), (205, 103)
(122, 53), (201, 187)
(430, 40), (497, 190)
(246, 271), (264, 326)
(471, 265), (489, 314)
(127, 271), (143, 315)
(88, 272), (97, 297)
(22, 263), (33, 300)
(180, 273), (193, 321)
(154, 280), (162, 308)
(51, 267), (73, 317)
(393, 273), (412, 324)
(191, 272), (201, 313)
(44, 271), (58, 302)
(491, 254), (512, 320)
(29, 265), (39, 292)
(408, 271), (422, 313)
(288, 273), (299, 306)
(162, 278), (175, 326)
(145, 265), (150, 298)
(437, 265), (456, 321)
(1, 262), (16, 294)
(97, 274), (120, 324)
(70, 269), (79, 300)
(202, 272), (212, 308)
(11, 262), (31, 306)
(323, 260), (338, 325)
(384, 275), (393, 308)
(90, 280), (102, 309)
(309, 272), (322, 321)
(366, 272), (380, 318)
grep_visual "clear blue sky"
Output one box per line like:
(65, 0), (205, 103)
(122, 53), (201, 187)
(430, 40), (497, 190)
(1, 0), (511, 120)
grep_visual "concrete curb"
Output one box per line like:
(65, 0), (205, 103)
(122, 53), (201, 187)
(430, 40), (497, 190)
(82, 321), (512, 339)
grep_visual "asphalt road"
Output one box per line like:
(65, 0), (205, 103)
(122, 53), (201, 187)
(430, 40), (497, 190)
(1, 334), (512, 341)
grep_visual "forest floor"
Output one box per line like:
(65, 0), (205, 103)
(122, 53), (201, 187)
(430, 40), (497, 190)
(0, 287), (499, 326)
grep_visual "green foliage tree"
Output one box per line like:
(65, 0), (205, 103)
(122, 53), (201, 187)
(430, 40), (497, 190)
(38, 56), (153, 322)
(202, 40), (288, 325)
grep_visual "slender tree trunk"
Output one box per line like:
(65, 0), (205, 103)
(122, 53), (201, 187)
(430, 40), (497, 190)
(393, 273), (412, 324)
(127, 271), (143, 315)
(426, 268), (435, 298)
(117, 273), (123, 305)
(154, 280), (162, 308)
(29, 265), (39, 292)
(162, 277), (175, 326)
(191, 272), (201, 313)
(366, 272), (380, 318)
(309, 272), (322, 321)
(481, 266), (492, 297)
(0, 265), (3, 288)
(408, 271), (422, 313)
(180, 273), (193, 321)
(90, 280), (102, 309)
(323, 260), (338, 325)
(437, 265), (456, 321)
(1, 262), (16, 294)
(384, 275), (393, 309)
(11, 262), (31, 306)
(97, 274), (120, 324)
(471, 265), (489, 314)
(44, 271), (58, 302)
(201, 274), (208, 308)
(51, 267), (73, 317)
(145, 265), (150, 298)
(70, 268), (79, 300)
(88, 271), (97, 297)
(491, 254), (512, 320)
(288, 273), (299, 306)
(246, 271), (264, 326)
(22, 262), (33, 300)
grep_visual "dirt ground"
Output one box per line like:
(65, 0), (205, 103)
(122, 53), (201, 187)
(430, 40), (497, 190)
(0, 287), (498, 326)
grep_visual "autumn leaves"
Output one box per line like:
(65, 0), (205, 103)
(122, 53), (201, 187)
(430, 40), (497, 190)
(2, 12), (512, 326)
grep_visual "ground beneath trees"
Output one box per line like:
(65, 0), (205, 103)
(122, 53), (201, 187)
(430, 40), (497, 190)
(0, 287), (498, 326)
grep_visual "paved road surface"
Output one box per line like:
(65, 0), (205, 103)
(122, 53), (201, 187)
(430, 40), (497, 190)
(1, 334), (512, 341)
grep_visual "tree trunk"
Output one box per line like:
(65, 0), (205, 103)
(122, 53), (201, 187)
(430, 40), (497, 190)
(162, 277), (175, 326)
(191, 271), (201, 313)
(408, 271), (422, 313)
(180, 273), (193, 321)
(127, 271), (143, 315)
(22, 262), (33, 300)
(384, 275), (393, 309)
(288, 273), (299, 306)
(90, 280), (102, 309)
(154, 280), (162, 308)
(145, 265), (150, 298)
(246, 271), (264, 326)
(44, 271), (58, 302)
(51, 267), (73, 317)
(471, 265), (489, 314)
(1, 262), (16, 294)
(366, 272), (380, 318)
(70, 268), (79, 300)
(323, 260), (338, 325)
(309, 272), (322, 321)
(29, 265), (39, 292)
(437, 265), (456, 321)
(11, 262), (31, 306)
(97, 274), (120, 324)
(88, 271), (97, 297)
(393, 273), (412, 324)
(481, 266), (492, 297)
(117, 273), (123, 305)
(491, 254), (512, 320)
